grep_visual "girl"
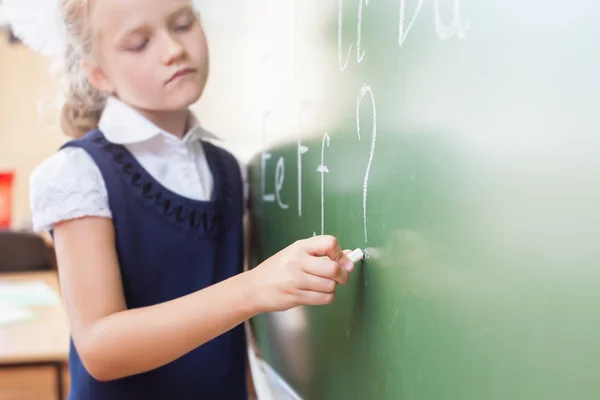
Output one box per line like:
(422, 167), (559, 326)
(6, 0), (355, 398)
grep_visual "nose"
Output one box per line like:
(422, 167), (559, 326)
(161, 32), (186, 65)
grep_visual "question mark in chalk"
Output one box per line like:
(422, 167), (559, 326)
(356, 83), (377, 244)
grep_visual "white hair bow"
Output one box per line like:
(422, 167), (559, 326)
(3, 0), (70, 59)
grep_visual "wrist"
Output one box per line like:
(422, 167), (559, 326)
(238, 269), (266, 317)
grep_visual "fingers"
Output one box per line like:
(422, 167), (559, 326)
(338, 249), (355, 272)
(301, 254), (350, 285)
(299, 235), (343, 260)
(298, 235), (355, 271)
(298, 273), (337, 293)
(296, 290), (336, 306)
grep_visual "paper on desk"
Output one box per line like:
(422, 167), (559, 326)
(0, 280), (60, 307)
(0, 301), (35, 326)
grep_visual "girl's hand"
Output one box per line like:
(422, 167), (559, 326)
(248, 235), (354, 312)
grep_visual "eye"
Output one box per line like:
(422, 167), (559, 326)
(129, 38), (149, 52)
(174, 20), (195, 32)
(173, 12), (196, 33)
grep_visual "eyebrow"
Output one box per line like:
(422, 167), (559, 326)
(167, 4), (195, 23)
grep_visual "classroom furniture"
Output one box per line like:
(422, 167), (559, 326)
(0, 271), (70, 399)
(0, 230), (54, 272)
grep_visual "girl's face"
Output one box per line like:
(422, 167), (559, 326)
(86, 0), (209, 113)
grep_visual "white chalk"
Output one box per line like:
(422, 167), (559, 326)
(347, 248), (364, 263)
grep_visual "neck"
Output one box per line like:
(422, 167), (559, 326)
(136, 108), (190, 139)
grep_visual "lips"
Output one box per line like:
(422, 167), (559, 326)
(167, 68), (197, 84)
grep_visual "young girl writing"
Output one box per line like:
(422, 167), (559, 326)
(6, 0), (355, 398)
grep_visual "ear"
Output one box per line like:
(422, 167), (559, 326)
(81, 58), (114, 93)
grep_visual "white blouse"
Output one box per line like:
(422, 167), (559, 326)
(30, 96), (247, 233)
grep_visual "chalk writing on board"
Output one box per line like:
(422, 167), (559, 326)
(398, 0), (424, 47)
(261, 152), (275, 202)
(357, 0), (371, 63)
(297, 140), (309, 216)
(297, 98), (316, 217)
(275, 157), (289, 209)
(338, 0), (352, 71)
(434, 0), (469, 40)
(317, 132), (331, 235)
(399, 0), (469, 46)
(341, 0), (374, 68)
(261, 111), (275, 202)
(357, 84), (377, 243)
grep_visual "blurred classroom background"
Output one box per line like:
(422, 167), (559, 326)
(0, 23), (70, 399)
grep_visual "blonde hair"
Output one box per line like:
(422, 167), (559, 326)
(59, 0), (107, 138)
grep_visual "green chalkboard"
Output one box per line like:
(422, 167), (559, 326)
(200, 0), (600, 398)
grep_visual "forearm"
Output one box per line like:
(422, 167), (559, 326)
(81, 271), (260, 381)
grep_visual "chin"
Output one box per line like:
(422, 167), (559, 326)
(164, 91), (202, 111)
(164, 81), (205, 110)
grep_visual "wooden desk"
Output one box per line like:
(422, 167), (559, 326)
(0, 271), (70, 400)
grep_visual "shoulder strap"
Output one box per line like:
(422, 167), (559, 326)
(202, 141), (244, 219)
(59, 129), (129, 213)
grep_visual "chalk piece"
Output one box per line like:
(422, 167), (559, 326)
(347, 248), (364, 263)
